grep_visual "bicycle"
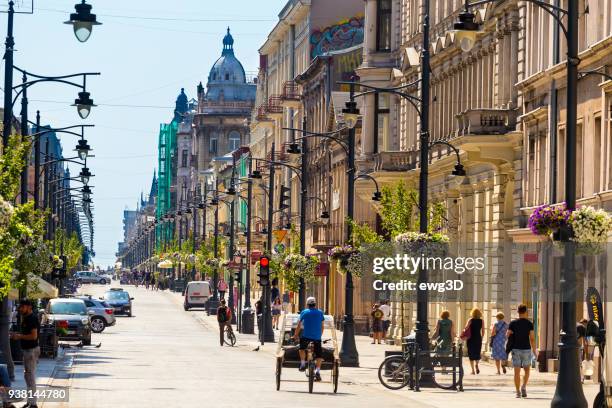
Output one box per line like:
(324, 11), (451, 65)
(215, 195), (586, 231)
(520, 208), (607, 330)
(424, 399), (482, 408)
(223, 324), (236, 347)
(378, 340), (463, 391)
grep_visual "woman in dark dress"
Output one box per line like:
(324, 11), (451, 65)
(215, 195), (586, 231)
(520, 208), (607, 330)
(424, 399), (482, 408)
(464, 308), (484, 374)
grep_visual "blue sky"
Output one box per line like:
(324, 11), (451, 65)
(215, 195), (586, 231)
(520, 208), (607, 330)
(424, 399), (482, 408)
(8, 0), (286, 267)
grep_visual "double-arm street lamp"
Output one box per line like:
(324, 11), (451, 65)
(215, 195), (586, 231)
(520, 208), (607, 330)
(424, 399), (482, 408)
(453, 1), (584, 405)
(2, 0), (100, 149)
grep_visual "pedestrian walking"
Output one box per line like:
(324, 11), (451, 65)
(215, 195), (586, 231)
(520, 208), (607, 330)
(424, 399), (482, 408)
(281, 291), (290, 314)
(490, 312), (508, 374)
(370, 304), (384, 344)
(379, 300), (391, 342)
(272, 297), (282, 329)
(216, 299), (231, 346)
(507, 304), (537, 398)
(271, 278), (280, 304)
(461, 307), (484, 374)
(433, 310), (455, 355)
(10, 299), (39, 408)
(218, 278), (228, 299)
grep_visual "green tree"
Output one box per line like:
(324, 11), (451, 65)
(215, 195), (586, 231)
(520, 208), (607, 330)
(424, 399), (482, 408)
(379, 181), (446, 238)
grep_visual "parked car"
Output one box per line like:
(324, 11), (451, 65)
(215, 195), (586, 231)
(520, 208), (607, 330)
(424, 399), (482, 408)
(184, 281), (212, 311)
(42, 298), (92, 345)
(74, 271), (108, 285)
(77, 295), (116, 333)
(102, 288), (133, 317)
(98, 271), (113, 283)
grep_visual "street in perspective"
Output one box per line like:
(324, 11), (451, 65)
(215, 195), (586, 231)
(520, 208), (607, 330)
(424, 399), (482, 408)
(0, 1), (611, 408)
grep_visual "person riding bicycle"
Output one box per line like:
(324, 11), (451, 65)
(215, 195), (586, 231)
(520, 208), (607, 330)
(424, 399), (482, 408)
(293, 297), (325, 381)
(217, 299), (232, 347)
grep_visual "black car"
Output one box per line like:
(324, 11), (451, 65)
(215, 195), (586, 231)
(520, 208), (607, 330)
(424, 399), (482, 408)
(102, 288), (133, 317)
(42, 298), (92, 345)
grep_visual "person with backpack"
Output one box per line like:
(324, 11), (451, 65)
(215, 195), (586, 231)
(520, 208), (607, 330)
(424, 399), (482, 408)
(216, 299), (232, 346)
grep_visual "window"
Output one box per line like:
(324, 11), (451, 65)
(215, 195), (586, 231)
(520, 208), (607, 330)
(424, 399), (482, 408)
(209, 136), (218, 154)
(376, 0), (392, 52)
(229, 131), (241, 151)
(181, 149), (188, 168)
(374, 94), (390, 153)
(594, 117), (602, 194)
(225, 73), (230, 81)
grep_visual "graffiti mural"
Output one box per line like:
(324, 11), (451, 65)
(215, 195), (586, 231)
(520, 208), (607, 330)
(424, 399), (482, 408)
(310, 16), (364, 59)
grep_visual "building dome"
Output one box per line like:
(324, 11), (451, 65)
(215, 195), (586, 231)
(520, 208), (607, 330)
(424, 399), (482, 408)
(207, 28), (248, 90)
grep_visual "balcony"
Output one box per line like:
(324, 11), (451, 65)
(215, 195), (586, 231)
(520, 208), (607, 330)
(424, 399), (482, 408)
(312, 224), (337, 250)
(280, 81), (301, 109)
(256, 104), (272, 122)
(455, 108), (517, 137)
(374, 151), (418, 172)
(267, 95), (283, 119)
(266, 148), (288, 163)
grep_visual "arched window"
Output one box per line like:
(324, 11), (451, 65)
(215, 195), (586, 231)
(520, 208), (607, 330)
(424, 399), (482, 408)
(225, 73), (230, 81)
(228, 131), (241, 151)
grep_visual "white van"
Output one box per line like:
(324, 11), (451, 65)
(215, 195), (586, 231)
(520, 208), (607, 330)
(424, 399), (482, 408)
(184, 281), (212, 311)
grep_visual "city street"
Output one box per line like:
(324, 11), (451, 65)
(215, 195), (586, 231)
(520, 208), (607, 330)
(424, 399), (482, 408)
(50, 283), (599, 408)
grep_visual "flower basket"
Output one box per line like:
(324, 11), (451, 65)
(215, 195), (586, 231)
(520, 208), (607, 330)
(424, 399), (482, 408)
(327, 246), (363, 277)
(282, 254), (318, 292)
(394, 232), (449, 258)
(528, 203), (571, 237)
(206, 258), (220, 267)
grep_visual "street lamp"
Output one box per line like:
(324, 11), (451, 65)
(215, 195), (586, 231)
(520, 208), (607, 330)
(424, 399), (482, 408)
(453, 1), (584, 406)
(450, 8), (480, 52)
(79, 167), (92, 185)
(81, 185), (92, 201)
(249, 169), (263, 179)
(64, 1), (102, 43)
(73, 91), (96, 119)
(74, 138), (92, 161)
(342, 100), (360, 129)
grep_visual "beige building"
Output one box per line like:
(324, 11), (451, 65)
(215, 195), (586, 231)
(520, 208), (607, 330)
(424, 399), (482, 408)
(248, 0), (370, 322)
(357, 0), (524, 343)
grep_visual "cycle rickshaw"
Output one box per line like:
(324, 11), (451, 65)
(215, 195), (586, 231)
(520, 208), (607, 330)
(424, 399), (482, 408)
(275, 313), (340, 393)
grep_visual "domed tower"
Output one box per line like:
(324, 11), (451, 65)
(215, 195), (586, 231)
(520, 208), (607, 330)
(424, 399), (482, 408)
(205, 28), (256, 102)
(174, 88), (189, 122)
(194, 28), (255, 172)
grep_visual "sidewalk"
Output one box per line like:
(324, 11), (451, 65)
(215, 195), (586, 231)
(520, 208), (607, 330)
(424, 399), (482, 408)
(166, 290), (600, 406)
(6, 345), (77, 408)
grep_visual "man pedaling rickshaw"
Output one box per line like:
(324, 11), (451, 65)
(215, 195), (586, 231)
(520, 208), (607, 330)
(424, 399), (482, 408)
(293, 297), (325, 382)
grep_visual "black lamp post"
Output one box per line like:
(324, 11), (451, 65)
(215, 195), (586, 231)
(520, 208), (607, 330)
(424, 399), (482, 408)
(453, 1), (583, 405)
(207, 180), (221, 315)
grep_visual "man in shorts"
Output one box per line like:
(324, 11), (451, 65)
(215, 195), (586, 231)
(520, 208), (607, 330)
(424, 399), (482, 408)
(293, 297), (325, 381)
(507, 304), (537, 398)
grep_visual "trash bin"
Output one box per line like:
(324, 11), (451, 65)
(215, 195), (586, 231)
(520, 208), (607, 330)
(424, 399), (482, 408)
(241, 308), (255, 334)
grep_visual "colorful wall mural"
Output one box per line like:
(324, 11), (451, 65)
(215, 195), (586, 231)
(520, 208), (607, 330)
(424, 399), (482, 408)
(310, 16), (364, 59)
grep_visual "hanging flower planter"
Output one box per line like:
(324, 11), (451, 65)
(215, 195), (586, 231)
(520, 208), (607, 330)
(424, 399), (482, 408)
(158, 259), (173, 269)
(328, 245), (363, 277)
(394, 231), (450, 258)
(528, 203), (572, 237)
(283, 254), (319, 291)
(205, 258), (221, 267)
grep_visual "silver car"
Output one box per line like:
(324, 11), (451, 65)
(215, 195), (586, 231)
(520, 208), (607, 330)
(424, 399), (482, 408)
(74, 271), (108, 284)
(77, 296), (116, 333)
